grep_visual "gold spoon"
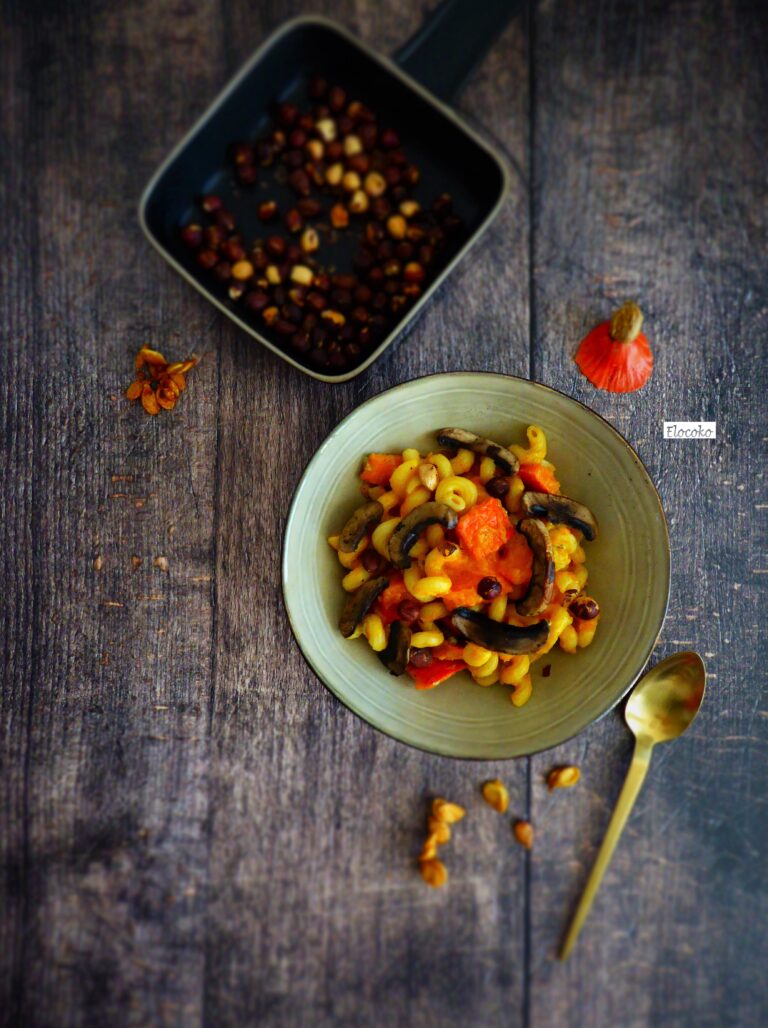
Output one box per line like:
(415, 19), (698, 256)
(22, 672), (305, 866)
(559, 651), (706, 960)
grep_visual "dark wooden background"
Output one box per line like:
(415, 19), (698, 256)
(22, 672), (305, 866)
(2, 0), (767, 1025)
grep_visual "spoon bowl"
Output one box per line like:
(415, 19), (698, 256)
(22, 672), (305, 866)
(625, 651), (707, 745)
(560, 650), (706, 959)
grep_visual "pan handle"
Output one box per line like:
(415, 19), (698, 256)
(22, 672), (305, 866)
(393, 0), (526, 102)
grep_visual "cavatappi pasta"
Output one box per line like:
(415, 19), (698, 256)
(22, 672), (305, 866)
(329, 427), (600, 706)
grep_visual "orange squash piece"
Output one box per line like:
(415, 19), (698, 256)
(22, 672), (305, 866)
(455, 498), (512, 562)
(361, 453), (402, 486)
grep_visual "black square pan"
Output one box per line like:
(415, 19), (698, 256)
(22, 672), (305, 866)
(139, 6), (516, 382)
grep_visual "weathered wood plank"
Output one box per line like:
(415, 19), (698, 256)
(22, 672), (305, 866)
(528, 1), (768, 1025)
(200, 2), (532, 1025)
(1, 2), (226, 1024)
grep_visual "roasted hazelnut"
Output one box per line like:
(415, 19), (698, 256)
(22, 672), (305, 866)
(321, 309), (346, 328)
(283, 148), (304, 169)
(288, 169), (311, 196)
(403, 283), (421, 299)
(359, 123), (378, 150)
(328, 86), (346, 112)
(222, 240), (246, 262)
(291, 331), (311, 353)
(228, 282), (245, 301)
(204, 225), (225, 249)
(201, 194), (223, 214)
(296, 198), (322, 218)
(384, 165), (401, 187)
(486, 476), (510, 499)
(258, 200), (278, 222)
(383, 259), (401, 278)
(341, 170), (361, 192)
(274, 319), (295, 336)
(214, 261), (232, 281)
(336, 113), (353, 136)
(290, 264), (315, 286)
(325, 139), (344, 162)
(331, 288), (352, 307)
(330, 203), (350, 229)
(285, 208), (304, 234)
(277, 102), (298, 126)
(347, 154), (370, 175)
(232, 260), (255, 281)
(325, 162), (344, 186)
(252, 248), (268, 271)
(231, 141), (255, 165)
(306, 291), (327, 311)
(379, 128), (400, 149)
(255, 140), (275, 165)
(370, 197), (392, 220)
(300, 227), (319, 253)
(305, 138), (324, 162)
(265, 265), (282, 285)
(315, 117), (337, 142)
(343, 134), (362, 156)
(386, 214), (407, 239)
(266, 235), (287, 258)
(349, 189), (369, 214)
(215, 208), (236, 232)
(399, 200), (421, 218)
(403, 165), (420, 186)
(196, 248), (219, 269)
(364, 171), (386, 197)
(404, 261), (425, 283)
(237, 164), (259, 185)
(262, 306), (279, 325)
(181, 224), (203, 248)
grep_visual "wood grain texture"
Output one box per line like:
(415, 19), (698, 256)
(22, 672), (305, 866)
(527, 1), (768, 1026)
(1, 0), (766, 1025)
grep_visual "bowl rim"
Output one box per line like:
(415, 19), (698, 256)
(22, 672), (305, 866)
(137, 14), (511, 384)
(281, 370), (671, 759)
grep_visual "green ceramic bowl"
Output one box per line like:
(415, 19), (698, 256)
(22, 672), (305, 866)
(282, 373), (670, 759)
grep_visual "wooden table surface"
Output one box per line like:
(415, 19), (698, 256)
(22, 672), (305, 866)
(2, 1), (766, 1025)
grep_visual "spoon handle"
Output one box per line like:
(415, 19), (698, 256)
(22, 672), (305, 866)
(559, 738), (653, 959)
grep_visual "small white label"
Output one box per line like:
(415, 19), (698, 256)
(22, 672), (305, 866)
(663, 421), (717, 440)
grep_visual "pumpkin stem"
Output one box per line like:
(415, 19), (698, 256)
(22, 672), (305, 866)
(610, 301), (644, 344)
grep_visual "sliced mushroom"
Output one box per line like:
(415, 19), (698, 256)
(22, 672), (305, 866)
(521, 491), (599, 542)
(436, 428), (519, 475)
(515, 518), (555, 617)
(339, 576), (388, 638)
(378, 620), (412, 675)
(388, 501), (458, 569)
(339, 500), (384, 553)
(450, 607), (549, 654)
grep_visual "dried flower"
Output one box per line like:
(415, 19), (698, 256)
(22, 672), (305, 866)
(513, 820), (534, 850)
(481, 779), (509, 814)
(547, 765), (581, 790)
(431, 798), (466, 824)
(126, 346), (199, 415)
(574, 301), (653, 393)
(419, 858), (448, 888)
